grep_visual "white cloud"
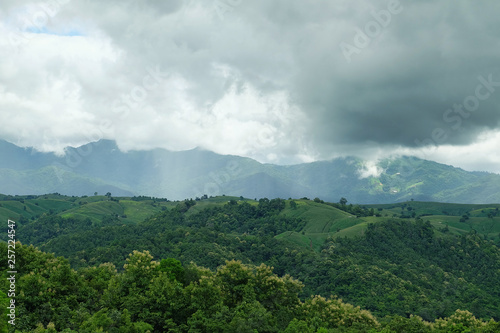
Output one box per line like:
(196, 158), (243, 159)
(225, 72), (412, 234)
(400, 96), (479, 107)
(357, 160), (384, 179)
(0, 0), (499, 173)
(409, 130), (500, 174)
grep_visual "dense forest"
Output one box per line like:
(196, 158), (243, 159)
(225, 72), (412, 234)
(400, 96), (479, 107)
(1, 195), (500, 331)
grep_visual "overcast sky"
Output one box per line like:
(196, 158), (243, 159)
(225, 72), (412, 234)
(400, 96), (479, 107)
(1, 0), (500, 172)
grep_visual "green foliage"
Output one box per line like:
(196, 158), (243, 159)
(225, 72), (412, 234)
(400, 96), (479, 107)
(284, 319), (314, 333)
(79, 308), (153, 332)
(3, 196), (500, 331)
(380, 315), (432, 332)
(1, 240), (499, 332)
(0, 290), (8, 333)
(297, 295), (379, 331)
(158, 258), (184, 283)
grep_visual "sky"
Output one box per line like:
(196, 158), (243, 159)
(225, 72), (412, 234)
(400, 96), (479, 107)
(1, 0), (500, 173)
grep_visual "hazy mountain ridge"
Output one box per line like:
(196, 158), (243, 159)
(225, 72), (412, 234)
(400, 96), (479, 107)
(0, 139), (499, 203)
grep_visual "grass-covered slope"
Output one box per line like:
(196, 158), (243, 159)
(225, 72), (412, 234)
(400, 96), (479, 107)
(0, 193), (174, 227)
(276, 200), (357, 251)
(5, 195), (500, 324)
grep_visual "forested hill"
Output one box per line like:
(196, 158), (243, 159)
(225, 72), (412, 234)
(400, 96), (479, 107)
(2, 194), (500, 331)
(2, 138), (500, 203)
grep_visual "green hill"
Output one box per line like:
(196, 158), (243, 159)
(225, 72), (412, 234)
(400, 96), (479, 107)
(4, 241), (499, 332)
(3, 194), (500, 245)
(3, 139), (500, 204)
(366, 201), (500, 241)
(0, 194), (176, 231)
(276, 200), (358, 251)
(5, 194), (500, 326)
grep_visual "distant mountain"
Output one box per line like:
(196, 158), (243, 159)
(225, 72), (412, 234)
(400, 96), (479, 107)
(0, 139), (499, 203)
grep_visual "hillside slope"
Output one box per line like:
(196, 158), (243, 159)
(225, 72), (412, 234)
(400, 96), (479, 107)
(2, 139), (500, 203)
(7, 196), (500, 323)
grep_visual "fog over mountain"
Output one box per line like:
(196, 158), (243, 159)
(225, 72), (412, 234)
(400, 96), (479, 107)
(1, 139), (500, 204)
(1, 1), (500, 173)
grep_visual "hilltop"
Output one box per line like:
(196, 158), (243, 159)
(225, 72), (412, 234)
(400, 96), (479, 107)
(2, 139), (500, 203)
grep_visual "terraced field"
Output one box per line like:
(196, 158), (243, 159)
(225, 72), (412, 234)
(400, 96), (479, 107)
(2, 194), (500, 248)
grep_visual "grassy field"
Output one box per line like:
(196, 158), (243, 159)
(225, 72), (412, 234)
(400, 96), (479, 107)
(60, 198), (176, 224)
(276, 199), (500, 251)
(276, 200), (364, 251)
(2, 194), (499, 249)
(365, 201), (500, 217)
(0, 196), (75, 225)
(0, 194), (175, 225)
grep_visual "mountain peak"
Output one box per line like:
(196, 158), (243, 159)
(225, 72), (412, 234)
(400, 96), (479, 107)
(64, 139), (119, 151)
(0, 139), (499, 203)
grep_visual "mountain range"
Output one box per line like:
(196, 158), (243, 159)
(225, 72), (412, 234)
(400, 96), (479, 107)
(0, 139), (499, 204)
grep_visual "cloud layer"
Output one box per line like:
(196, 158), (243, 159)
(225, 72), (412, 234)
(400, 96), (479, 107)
(1, 0), (500, 171)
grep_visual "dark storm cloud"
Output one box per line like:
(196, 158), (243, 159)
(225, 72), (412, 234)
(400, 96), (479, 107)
(2, 0), (500, 168)
(286, 0), (500, 154)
